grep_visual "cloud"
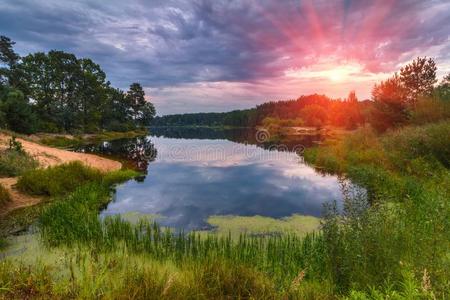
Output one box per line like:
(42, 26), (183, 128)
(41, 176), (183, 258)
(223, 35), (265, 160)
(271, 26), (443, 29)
(1, 0), (449, 114)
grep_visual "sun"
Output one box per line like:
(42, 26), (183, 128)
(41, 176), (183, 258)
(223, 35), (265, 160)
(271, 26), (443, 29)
(328, 68), (346, 82)
(284, 61), (368, 83)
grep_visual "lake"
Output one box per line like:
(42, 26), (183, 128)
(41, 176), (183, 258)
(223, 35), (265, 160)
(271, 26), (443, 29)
(76, 127), (347, 231)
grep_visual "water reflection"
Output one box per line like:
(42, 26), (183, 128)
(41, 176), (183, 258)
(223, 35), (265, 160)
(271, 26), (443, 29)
(74, 128), (348, 231)
(75, 136), (157, 173)
(150, 126), (323, 151)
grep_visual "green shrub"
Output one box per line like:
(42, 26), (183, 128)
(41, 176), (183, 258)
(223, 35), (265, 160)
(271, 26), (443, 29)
(40, 136), (83, 148)
(409, 96), (450, 125)
(0, 183), (11, 207)
(382, 121), (450, 171)
(0, 149), (39, 177)
(17, 161), (103, 196)
(0, 238), (6, 249)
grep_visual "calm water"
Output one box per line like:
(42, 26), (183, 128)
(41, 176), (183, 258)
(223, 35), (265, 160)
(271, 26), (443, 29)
(77, 128), (346, 230)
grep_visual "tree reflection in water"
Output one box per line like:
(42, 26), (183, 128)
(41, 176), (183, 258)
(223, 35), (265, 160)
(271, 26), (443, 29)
(74, 137), (157, 175)
(74, 127), (322, 178)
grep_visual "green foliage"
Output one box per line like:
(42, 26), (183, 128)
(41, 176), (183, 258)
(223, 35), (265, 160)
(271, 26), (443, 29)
(40, 136), (84, 148)
(8, 136), (23, 152)
(399, 57), (437, 106)
(153, 93), (367, 130)
(304, 120), (450, 297)
(382, 121), (450, 170)
(0, 252), (286, 299)
(0, 36), (156, 134)
(409, 95), (450, 125)
(126, 83), (156, 126)
(17, 161), (103, 196)
(40, 130), (148, 149)
(0, 149), (39, 177)
(0, 183), (11, 207)
(0, 86), (37, 134)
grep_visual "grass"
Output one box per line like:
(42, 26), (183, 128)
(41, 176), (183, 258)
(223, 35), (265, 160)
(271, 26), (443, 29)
(40, 136), (84, 148)
(0, 149), (39, 177)
(0, 184), (11, 207)
(304, 120), (450, 297)
(0, 245), (288, 299)
(38, 183), (327, 288)
(16, 161), (103, 196)
(40, 129), (148, 149)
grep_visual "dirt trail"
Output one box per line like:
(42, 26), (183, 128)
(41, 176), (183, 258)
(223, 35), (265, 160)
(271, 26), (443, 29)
(0, 133), (122, 216)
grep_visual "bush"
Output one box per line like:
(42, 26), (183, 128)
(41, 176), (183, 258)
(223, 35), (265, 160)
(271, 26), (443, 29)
(17, 161), (103, 196)
(409, 96), (450, 125)
(382, 121), (450, 171)
(40, 136), (83, 148)
(0, 183), (11, 207)
(0, 149), (39, 177)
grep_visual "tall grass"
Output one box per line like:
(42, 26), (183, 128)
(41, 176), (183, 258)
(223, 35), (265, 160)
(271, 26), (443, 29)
(0, 183), (10, 207)
(0, 149), (39, 177)
(304, 120), (450, 298)
(0, 249), (305, 299)
(16, 161), (103, 196)
(39, 183), (327, 288)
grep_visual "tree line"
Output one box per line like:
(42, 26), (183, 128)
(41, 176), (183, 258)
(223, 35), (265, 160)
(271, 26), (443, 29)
(0, 36), (156, 134)
(153, 57), (450, 132)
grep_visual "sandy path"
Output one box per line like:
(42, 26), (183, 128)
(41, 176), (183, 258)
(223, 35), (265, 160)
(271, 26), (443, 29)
(0, 177), (42, 217)
(0, 133), (121, 172)
(0, 133), (122, 216)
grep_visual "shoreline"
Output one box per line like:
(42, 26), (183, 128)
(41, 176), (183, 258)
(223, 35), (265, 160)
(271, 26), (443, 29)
(0, 132), (123, 217)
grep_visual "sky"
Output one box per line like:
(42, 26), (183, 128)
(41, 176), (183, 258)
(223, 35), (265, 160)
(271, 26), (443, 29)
(1, 0), (450, 115)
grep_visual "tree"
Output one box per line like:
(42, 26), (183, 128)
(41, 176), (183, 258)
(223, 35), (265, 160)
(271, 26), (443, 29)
(126, 83), (155, 126)
(300, 104), (327, 128)
(0, 36), (21, 86)
(343, 91), (363, 129)
(371, 74), (409, 131)
(77, 58), (108, 132)
(434, 73), (450, 101)
(0, 86), (37, 134)
(399, 57), (437, 107)
(0, 36), (19, 67)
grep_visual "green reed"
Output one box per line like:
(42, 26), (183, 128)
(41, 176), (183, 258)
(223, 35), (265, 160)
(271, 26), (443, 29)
(38, 182), (327, 288)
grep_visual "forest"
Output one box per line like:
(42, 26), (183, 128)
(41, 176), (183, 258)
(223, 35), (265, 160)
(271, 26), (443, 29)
(0, 36), (156, 134)
(153, 57), (450, 133)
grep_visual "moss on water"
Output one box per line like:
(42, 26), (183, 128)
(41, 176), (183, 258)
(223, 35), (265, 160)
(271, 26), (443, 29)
(115, 211), (165, 224)
(205, 214), (321, 238)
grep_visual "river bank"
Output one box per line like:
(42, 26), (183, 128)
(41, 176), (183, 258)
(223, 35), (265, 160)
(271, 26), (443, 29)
(0, 132), (122, 217)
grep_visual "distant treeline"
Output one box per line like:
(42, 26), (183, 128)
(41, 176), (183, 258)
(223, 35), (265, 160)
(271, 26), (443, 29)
(152, 109), (256, 127)
(153, 94), (373, 129)
(0, 36), (155, 134)
(154, 57), (450, 132)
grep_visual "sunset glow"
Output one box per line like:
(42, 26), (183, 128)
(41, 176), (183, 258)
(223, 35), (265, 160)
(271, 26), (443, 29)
(1, 0), (449, 114)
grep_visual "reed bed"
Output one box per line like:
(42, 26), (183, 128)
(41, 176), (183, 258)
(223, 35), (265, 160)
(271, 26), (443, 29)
(39, 182), (327, 287)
